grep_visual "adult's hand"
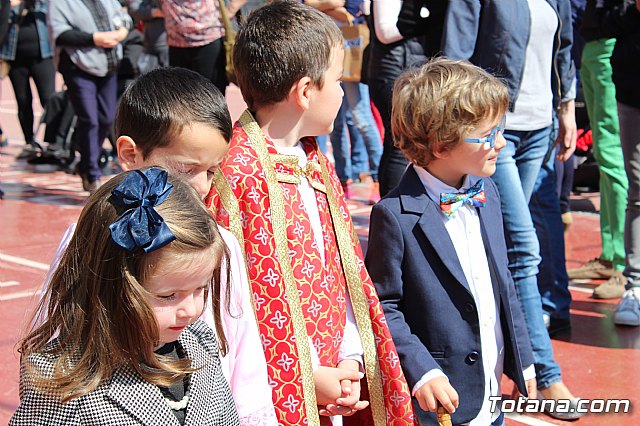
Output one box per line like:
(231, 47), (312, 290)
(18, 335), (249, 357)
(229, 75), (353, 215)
(555, 99), (577, 162)
(93, 29), (127, 49)
(227, 0), (247, 17)
(305, 0), (345, 12)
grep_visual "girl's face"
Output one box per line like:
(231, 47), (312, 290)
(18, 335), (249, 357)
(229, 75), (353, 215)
(143, 123), (228, 200)
(143, 248), (215, 345)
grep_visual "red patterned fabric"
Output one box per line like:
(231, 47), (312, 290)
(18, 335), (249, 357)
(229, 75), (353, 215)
(207, 115), (415, 425)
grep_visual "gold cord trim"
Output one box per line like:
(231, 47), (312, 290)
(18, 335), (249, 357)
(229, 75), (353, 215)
(212, 170), (258, 320)
(239, 110), (320, 425)
(318, 148), (387, 425)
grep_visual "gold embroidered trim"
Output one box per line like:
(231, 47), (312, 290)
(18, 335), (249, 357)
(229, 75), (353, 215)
(274, 172), (301, 185)
(271, 153), (327, 193)
(239, 110), (320, 425)
(318, 148), (387, 425)
(212, 170), (258, 320)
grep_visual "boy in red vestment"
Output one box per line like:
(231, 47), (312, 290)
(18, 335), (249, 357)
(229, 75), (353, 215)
(206, 1), (414, 425)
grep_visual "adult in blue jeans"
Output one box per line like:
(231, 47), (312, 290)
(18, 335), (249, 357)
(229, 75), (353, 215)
(330, 81), (382, 203)
(442, 0), (583, 420)
(531, 139), (573, 334)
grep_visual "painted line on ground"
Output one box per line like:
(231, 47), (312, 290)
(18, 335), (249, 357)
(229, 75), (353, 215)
(0, 253), (50, 271)
(0, 288), (41, 301)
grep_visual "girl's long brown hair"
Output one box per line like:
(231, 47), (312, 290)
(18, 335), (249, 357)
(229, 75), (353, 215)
(19, 170), (231, 402)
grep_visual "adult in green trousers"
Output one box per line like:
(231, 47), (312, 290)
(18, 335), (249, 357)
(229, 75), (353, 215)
(570, 13), (629, 299)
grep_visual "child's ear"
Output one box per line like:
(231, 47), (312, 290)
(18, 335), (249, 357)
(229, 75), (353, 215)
(432, 142), (451, 160)
(291, 76), (313, 110)
(116, 136), (144, 171)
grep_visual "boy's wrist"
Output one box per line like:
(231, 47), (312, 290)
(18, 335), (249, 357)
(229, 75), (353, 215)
(337, 358), (363, 373)
(412, 369), (447, 396)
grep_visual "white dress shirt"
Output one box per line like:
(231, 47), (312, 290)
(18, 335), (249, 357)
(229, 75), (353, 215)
(276, 143), (364, 366)
(412, 165), (534, 424)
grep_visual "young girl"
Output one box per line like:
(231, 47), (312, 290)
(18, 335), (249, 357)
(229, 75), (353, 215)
(10, 168), (240, 425)
(39, 67), (277, 425)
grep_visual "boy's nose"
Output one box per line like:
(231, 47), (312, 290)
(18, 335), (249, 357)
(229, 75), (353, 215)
(495, 131), (507, 151)
(190, 173), (210, 201)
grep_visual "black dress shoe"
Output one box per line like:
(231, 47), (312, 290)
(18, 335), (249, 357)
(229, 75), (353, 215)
(548, 317), (571, 337)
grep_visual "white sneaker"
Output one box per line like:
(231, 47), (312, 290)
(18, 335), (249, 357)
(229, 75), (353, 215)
(613, 290), (640, 327)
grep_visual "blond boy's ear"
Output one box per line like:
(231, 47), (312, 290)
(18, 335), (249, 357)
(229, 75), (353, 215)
(431, 141), (451, 160)
(291, 76), (314, 111)
(116, 136), (144, 171)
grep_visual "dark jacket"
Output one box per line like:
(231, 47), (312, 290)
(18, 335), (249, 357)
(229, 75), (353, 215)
(580, 0), (617, 41)
(601, 0), (640, 108)
(396, 0), (447, 57)
(0, 0), (52, 61)
(367, 1), (425, 84)
(366, 167), (534, 425)
(442, 0), (576, 111)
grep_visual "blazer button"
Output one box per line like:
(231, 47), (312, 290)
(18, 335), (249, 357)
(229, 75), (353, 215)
(466, 351), (480, 364)
(465, 303), (475, 313)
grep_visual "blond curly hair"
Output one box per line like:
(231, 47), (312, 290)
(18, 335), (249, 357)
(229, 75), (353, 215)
(392, 57), (509, 168)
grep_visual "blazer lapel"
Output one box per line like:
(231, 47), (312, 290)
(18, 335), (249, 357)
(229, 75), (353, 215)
(399, 166), (472, 294)
(477, 182), (506, 309)
(106, 366), (178, 426)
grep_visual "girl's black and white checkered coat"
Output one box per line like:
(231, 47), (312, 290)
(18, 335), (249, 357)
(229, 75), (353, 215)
(9, 320), (240, 425)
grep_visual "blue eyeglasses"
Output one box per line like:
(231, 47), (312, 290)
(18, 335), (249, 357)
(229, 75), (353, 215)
(464, 116), (506, 148)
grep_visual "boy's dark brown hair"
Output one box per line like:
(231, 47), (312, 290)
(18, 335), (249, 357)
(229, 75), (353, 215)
(232, 0), (342, 111)
(115, 67), (232, 158)
(392, 57), (509, 168)
(19, 170), (231, 402)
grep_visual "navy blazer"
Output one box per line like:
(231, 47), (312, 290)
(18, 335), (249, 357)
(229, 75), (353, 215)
(365, 167), (534, 425)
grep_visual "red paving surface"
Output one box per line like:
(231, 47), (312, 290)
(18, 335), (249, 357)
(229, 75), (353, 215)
(1, 78), (639, 425)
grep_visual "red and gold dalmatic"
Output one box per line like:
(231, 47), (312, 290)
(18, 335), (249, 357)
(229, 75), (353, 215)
(207, 111), (415, 425)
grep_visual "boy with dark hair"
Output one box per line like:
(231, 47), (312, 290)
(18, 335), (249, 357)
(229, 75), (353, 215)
(207, 1), (414, 424)
(366, 58), (536, 425)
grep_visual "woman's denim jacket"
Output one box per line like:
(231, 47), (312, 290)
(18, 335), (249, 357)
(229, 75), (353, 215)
(0, 1), (53, 61)
(441, 0), (576, 110)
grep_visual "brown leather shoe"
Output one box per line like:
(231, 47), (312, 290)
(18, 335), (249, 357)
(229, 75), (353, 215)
(593, 270), (627, 299)
(568, 258), (614, 280)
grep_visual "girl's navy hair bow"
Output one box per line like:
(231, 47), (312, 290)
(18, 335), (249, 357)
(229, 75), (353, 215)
(109, 168), (176, 253)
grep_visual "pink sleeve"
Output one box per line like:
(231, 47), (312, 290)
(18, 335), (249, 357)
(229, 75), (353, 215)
(203, 228), (277, 425)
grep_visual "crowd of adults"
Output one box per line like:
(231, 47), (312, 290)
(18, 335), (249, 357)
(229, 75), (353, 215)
(1, 0), (639, 421)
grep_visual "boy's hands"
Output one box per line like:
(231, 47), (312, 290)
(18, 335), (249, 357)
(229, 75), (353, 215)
(526, 378), (537, 400)
(415, 376), (459, 414)
(314, 360), (370, 417)
(510, 378), (537, 400)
